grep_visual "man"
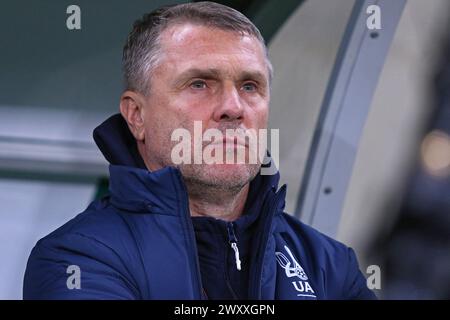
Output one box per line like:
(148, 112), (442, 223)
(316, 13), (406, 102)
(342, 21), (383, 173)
(23, 2), (375, 299)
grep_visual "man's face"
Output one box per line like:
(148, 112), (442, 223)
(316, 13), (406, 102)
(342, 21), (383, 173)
(140, 23), (270, 190)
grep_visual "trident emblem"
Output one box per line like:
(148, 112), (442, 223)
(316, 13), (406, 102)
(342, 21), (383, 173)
(275, 245), (308, 280)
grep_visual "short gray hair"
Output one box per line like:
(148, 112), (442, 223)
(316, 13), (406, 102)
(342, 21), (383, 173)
(122, 1), (273, 95)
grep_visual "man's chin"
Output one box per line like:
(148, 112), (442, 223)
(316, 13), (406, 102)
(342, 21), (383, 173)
(180, 163), (260, 189)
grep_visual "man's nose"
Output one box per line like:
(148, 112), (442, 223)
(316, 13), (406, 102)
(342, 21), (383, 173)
(213, 86), (244, 122)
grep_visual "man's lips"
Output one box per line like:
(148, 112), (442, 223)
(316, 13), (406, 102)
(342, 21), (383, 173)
(215, 137), (248, 148)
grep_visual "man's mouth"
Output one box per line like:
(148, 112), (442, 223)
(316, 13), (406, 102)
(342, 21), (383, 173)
(220, 137), (248, 148)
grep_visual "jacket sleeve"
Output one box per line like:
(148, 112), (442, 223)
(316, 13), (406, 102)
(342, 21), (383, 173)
(23, 233), (140, 300)
(343, 248), (377, 300)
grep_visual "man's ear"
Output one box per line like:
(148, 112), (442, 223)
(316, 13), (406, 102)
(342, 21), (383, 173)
(120, 91), (146, 141)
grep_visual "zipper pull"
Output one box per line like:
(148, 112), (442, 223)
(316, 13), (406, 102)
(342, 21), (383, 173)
(227, 222), (242, 271)
(231, 242), (242, 271)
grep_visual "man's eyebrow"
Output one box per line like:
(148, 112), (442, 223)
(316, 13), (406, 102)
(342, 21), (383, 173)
(173, 68), (222, 86)
(238, 71), (268, 86)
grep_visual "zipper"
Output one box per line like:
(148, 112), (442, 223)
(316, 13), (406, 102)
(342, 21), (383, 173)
(226, 222), (242, 271)
(248, 185), (286, 299)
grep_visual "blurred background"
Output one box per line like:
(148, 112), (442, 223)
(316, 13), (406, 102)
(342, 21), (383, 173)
(0, 0), (449, 299)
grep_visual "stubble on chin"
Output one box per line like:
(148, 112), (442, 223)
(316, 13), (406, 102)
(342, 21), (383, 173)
(178, 162), (260, 193)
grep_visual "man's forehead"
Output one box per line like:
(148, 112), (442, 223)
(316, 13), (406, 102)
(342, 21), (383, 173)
(157, 23), (268, 78)
(160, 23), (264, 56)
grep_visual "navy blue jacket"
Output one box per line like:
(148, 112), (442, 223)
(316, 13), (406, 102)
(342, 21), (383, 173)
(23, 114), (376, 300)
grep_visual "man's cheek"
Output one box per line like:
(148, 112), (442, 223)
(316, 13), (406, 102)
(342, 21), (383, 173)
(258, 112), (269, 128)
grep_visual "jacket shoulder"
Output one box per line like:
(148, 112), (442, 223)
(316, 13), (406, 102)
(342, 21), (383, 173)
(23, 199), (142, 299)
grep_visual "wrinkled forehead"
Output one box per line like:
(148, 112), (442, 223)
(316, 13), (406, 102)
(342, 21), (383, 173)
(157, 23), (269, 78)
(162, 23), (261, 48)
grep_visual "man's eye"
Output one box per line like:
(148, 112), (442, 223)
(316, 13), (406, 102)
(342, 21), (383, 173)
(190, 80), (207, 89)
(242, 82), (257, 92)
